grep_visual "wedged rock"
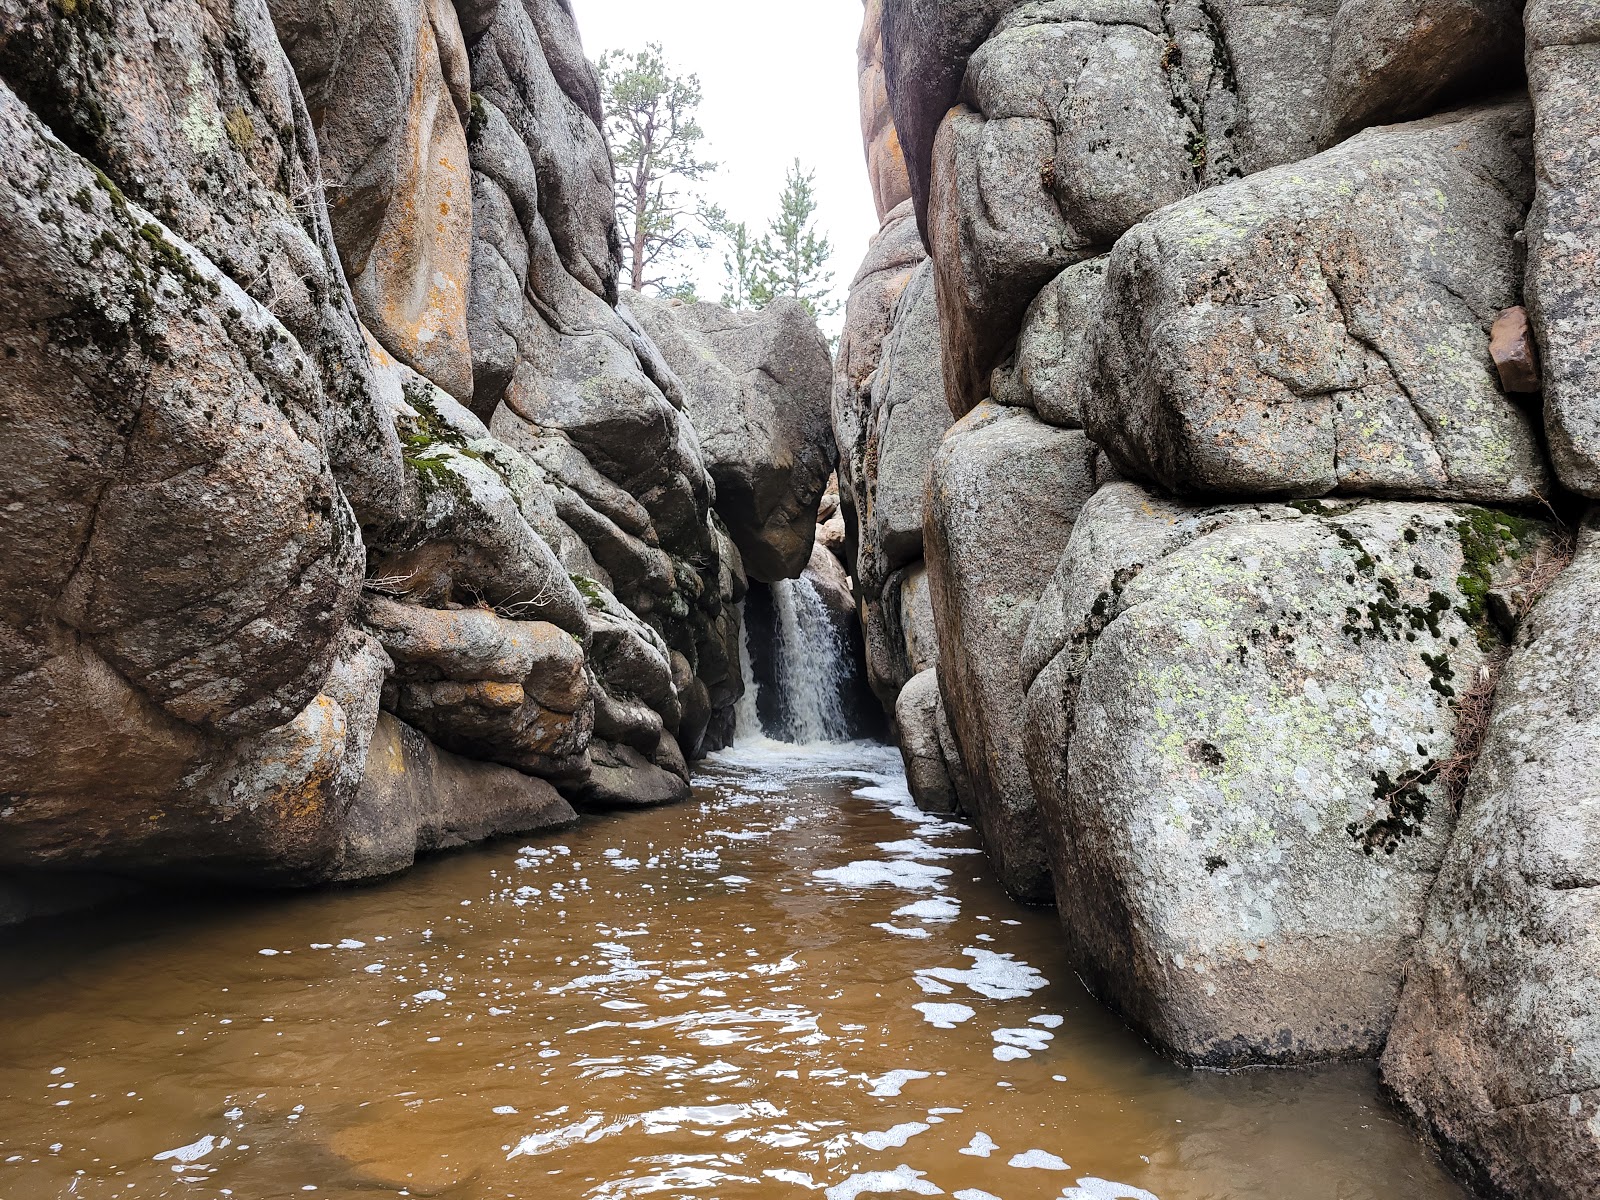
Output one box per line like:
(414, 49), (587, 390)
(805, 542), (856, 634)
(362, 596), (592, 775)
(859, 0), (912, 222)
(1085, 100), (1550, 504)
(1527, 3), (1600, 498)
(1382, 511), (1599, 1199)
(271, 0), (477, 404)
(627, 295), (836, 583)
(0, 0), (406, 523)
(924, 402), (1100, 901)
(861, 260), (952, 587)
(991, 256), (1105, 428)
(338, 712), (577, 881)
(897, 668), (960, 816)
(1022, 480), (1559, 1066)
(1320, 0), (1525, 147)
(834, 200), (926, 571)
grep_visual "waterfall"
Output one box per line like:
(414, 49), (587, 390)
(770, 578), (852, 745)
(733, 602), (764, 744)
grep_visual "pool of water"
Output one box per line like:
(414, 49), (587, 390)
(0, 742), (1461, 1200)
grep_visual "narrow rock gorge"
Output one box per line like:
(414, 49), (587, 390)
(1, 1), (1598, 1198)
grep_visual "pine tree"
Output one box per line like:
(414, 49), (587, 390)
(754, 159), (839, 320)
(597, 43), (717, 294)
(712, 215), (763, 310)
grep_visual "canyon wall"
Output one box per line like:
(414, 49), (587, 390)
(847, 0), (1600, 1195)
(0, 0), (834, 911)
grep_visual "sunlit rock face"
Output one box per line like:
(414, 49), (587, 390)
(0, 0), (776, 892)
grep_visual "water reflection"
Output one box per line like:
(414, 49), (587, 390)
(0, 741), (1459, 1199)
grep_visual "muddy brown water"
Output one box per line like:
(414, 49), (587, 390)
(0, 742), (1462, 1200)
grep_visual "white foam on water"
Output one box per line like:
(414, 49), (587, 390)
(1058, 1179), (1160, 1200)
(913, 1002), (976, 1029)
(1031, 1015), (1065, 1029)
(959, 1133), (998, 1158)
(895, 897), (960, 921)
(876, 839), (984, 859)
(955, 1191), (1003, 1200)
(412, 990), (447, 1003)
(873, 922), (932, 939)
(1009, 1149), (1070, 1170)
(865, 1069), (931, 1098)
(825, 1165), (943, 1199)
(852, 1121), (931, 1150)
(813, 860), (952, 890)
(918, 949), (1048, 1000)
(153, 1135), (227, 1164)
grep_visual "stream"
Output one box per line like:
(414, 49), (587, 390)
(0, 740), (1463, 1200)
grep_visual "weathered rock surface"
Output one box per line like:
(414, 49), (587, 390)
(1383, 511), (1600, 1199)
(1085, 101), (1549, 504)
(272, 0), (477, 403)
(859, 0), (912, 222)
(991, 256), (1103, 428)
(860, 261), (952, 588)
(626, 294), (836, 583)
(339, 712), (577, 880)
(834, 202), (926, 558)
(896, 668), (960, 816)
(0, 0), (756, 901)
(1022, 481), (1557, 1066)
(1320, 0), (1525, 147)
(1527, 2), (1600, 499)
(925, 402), (1100, 902)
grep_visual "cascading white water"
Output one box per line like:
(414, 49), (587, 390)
(769, 577), (852, 745)
(732, 601), (765, 744)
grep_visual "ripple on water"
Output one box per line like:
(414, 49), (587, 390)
(0, 740), (1465, 1200)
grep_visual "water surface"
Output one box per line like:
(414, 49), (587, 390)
(0, 743), (1461, 1199)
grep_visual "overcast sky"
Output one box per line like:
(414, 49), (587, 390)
(568, 0), (877, 328)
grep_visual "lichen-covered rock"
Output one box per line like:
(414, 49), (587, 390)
(1021, 481), (1557, 1066)
(925, 402), (1100, 902)
(1382, 511), (1600, 1199)
(271, 0), (477, 403)
(0, 0), (407, 523)
(626, 295), (836, 583)
(338, 712), (576, 881)
(1085, 101), (1549, 504)
(859, 0), (912, 221)
(1527, 2), (1600, 499)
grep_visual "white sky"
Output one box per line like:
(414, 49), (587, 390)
(569, 0), (877, 329)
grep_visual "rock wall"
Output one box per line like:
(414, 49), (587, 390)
(0, 0), (833, 901)
(847, 0), (1600, 1193)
